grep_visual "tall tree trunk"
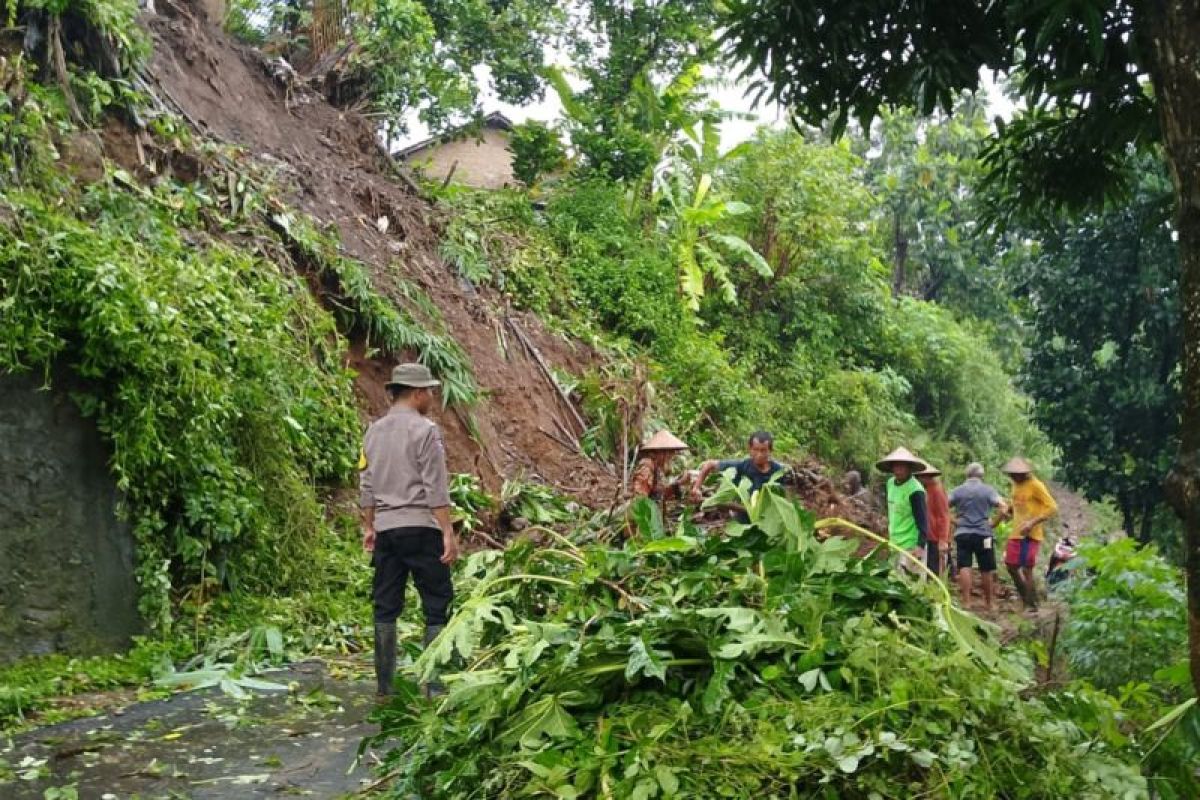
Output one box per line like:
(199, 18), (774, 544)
(891, 210), (908, 296)
(1139, 501), (1156, 546)
(1142, 0), (1200, 698)
(1119, 494), (1136, 542)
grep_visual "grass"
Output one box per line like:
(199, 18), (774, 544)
(0, 640), (181, 733)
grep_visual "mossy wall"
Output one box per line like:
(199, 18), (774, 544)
(0, 373), (140, 662)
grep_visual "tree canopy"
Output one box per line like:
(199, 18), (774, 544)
(1018, 163), (1180, 546)
(721, 0), (1200, 702)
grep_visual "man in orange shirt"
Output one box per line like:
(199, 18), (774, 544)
(917, 464), (951, 577)
(999, 457), (1058, 612)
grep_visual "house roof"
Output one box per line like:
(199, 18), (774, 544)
(395, 111), (516, 159)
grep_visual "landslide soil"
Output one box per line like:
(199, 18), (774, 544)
(82, 1), (895, 534)
(127, 1), (614, 506)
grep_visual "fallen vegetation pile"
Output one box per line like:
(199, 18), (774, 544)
(375, 485), (1145, 798)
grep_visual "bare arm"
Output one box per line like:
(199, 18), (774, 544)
(689, 459), (721, 500)
(692, 459), (720, 489)
(361, 507), (376, 552)
(993, 495), (1012, 524)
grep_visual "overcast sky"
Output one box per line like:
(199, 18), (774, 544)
(395, 66), (786, 150)
(395, 63), (1017, 152)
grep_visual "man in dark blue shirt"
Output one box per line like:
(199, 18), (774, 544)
(690, 431), (789, 520)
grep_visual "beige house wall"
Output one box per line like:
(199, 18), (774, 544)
(197, 0), (226, 23)
(405, 128), (516, 189)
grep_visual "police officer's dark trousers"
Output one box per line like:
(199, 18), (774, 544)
(372, 527), (454, 696)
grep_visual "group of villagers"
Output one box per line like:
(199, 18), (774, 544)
(875, 447), (1057, 612)
(632, 432), (1058, 614)
(359, 362), (1059, 700)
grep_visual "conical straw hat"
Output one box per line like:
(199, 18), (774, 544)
(917, 463), (942, 477)
(640, 429), (689, 452)
(875, 446), (926, 473)
(1002, 456), (1034, 475)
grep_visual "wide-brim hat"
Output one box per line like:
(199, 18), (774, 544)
(917, 464), (942, 477)
(640, 429), (689, 452)
(875, 447), (927, 473)
(1002, 456), (1034, 475)
(385, 362), (441, 389)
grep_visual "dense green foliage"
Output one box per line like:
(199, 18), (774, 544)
(376, 490), (1146, 798)
(1060, 539), (1199, 798)
(721, 0), (1158, 188)
(0, 66), (471, 627)
(856, 100), (1020, 335)
(1, 128), (353, 627)
(508, 120), (566, 187)
(226, 0), (719, 144)
(1065, 540), (1188, 693)
(436, 121), (1048, 472)
(1, 4), (1195, 797)
(719, 0), (1200, 699)
(1015, 167), (1180, 546)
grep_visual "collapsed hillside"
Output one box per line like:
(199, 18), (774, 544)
(3, 0), (895, 639)
(133, 4), (885, 526)
(137, 1), (615, 505)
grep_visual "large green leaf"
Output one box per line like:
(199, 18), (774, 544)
(707, 233), (772, 277)
(626, 637), (670, 682)
(502, 695), (582, 748)
(636, 536), (698, 555)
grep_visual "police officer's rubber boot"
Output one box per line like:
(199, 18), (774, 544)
(374, 622), (397, 701)
(422, 624), (446, 699)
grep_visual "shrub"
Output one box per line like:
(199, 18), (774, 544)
(508, 120), (566, 186)
(1058, 538), (1198, 799)
(1064, 538), (1188, 693)
(547, 180), (684, 345)
(0, 72), (461, 627)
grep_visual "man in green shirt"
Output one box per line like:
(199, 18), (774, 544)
(875, 447), (930, 571)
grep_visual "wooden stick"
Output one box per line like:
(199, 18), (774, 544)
(538, 426), (578, 453)
(141, 67), (207, 134)
(604, 472), (625, 529)
(1044, 609), (1062, 684)
(495, 319), (510, 360)
(620, 405), (629, 493)
(441, 160), (459, 189)
(49, 16), (84, 124)
(470, 529), (506, 550)
(355, 767), (404, 795)
(514, 320), (589, 437)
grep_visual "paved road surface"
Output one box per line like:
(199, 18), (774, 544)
(1, 661), (381, 799)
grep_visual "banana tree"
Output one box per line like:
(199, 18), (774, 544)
(654, 121), (772, 310)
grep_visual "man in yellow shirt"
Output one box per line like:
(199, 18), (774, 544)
(1000, 457), (1058, 612)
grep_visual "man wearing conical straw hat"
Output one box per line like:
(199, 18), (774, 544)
(916, 463), (951, 577)
(631, 429), (691, 504)
(998, 457), (1058, 612)
(875, 447), (931, 571)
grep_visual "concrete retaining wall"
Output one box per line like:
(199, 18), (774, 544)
(0, 373), (141, 662)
